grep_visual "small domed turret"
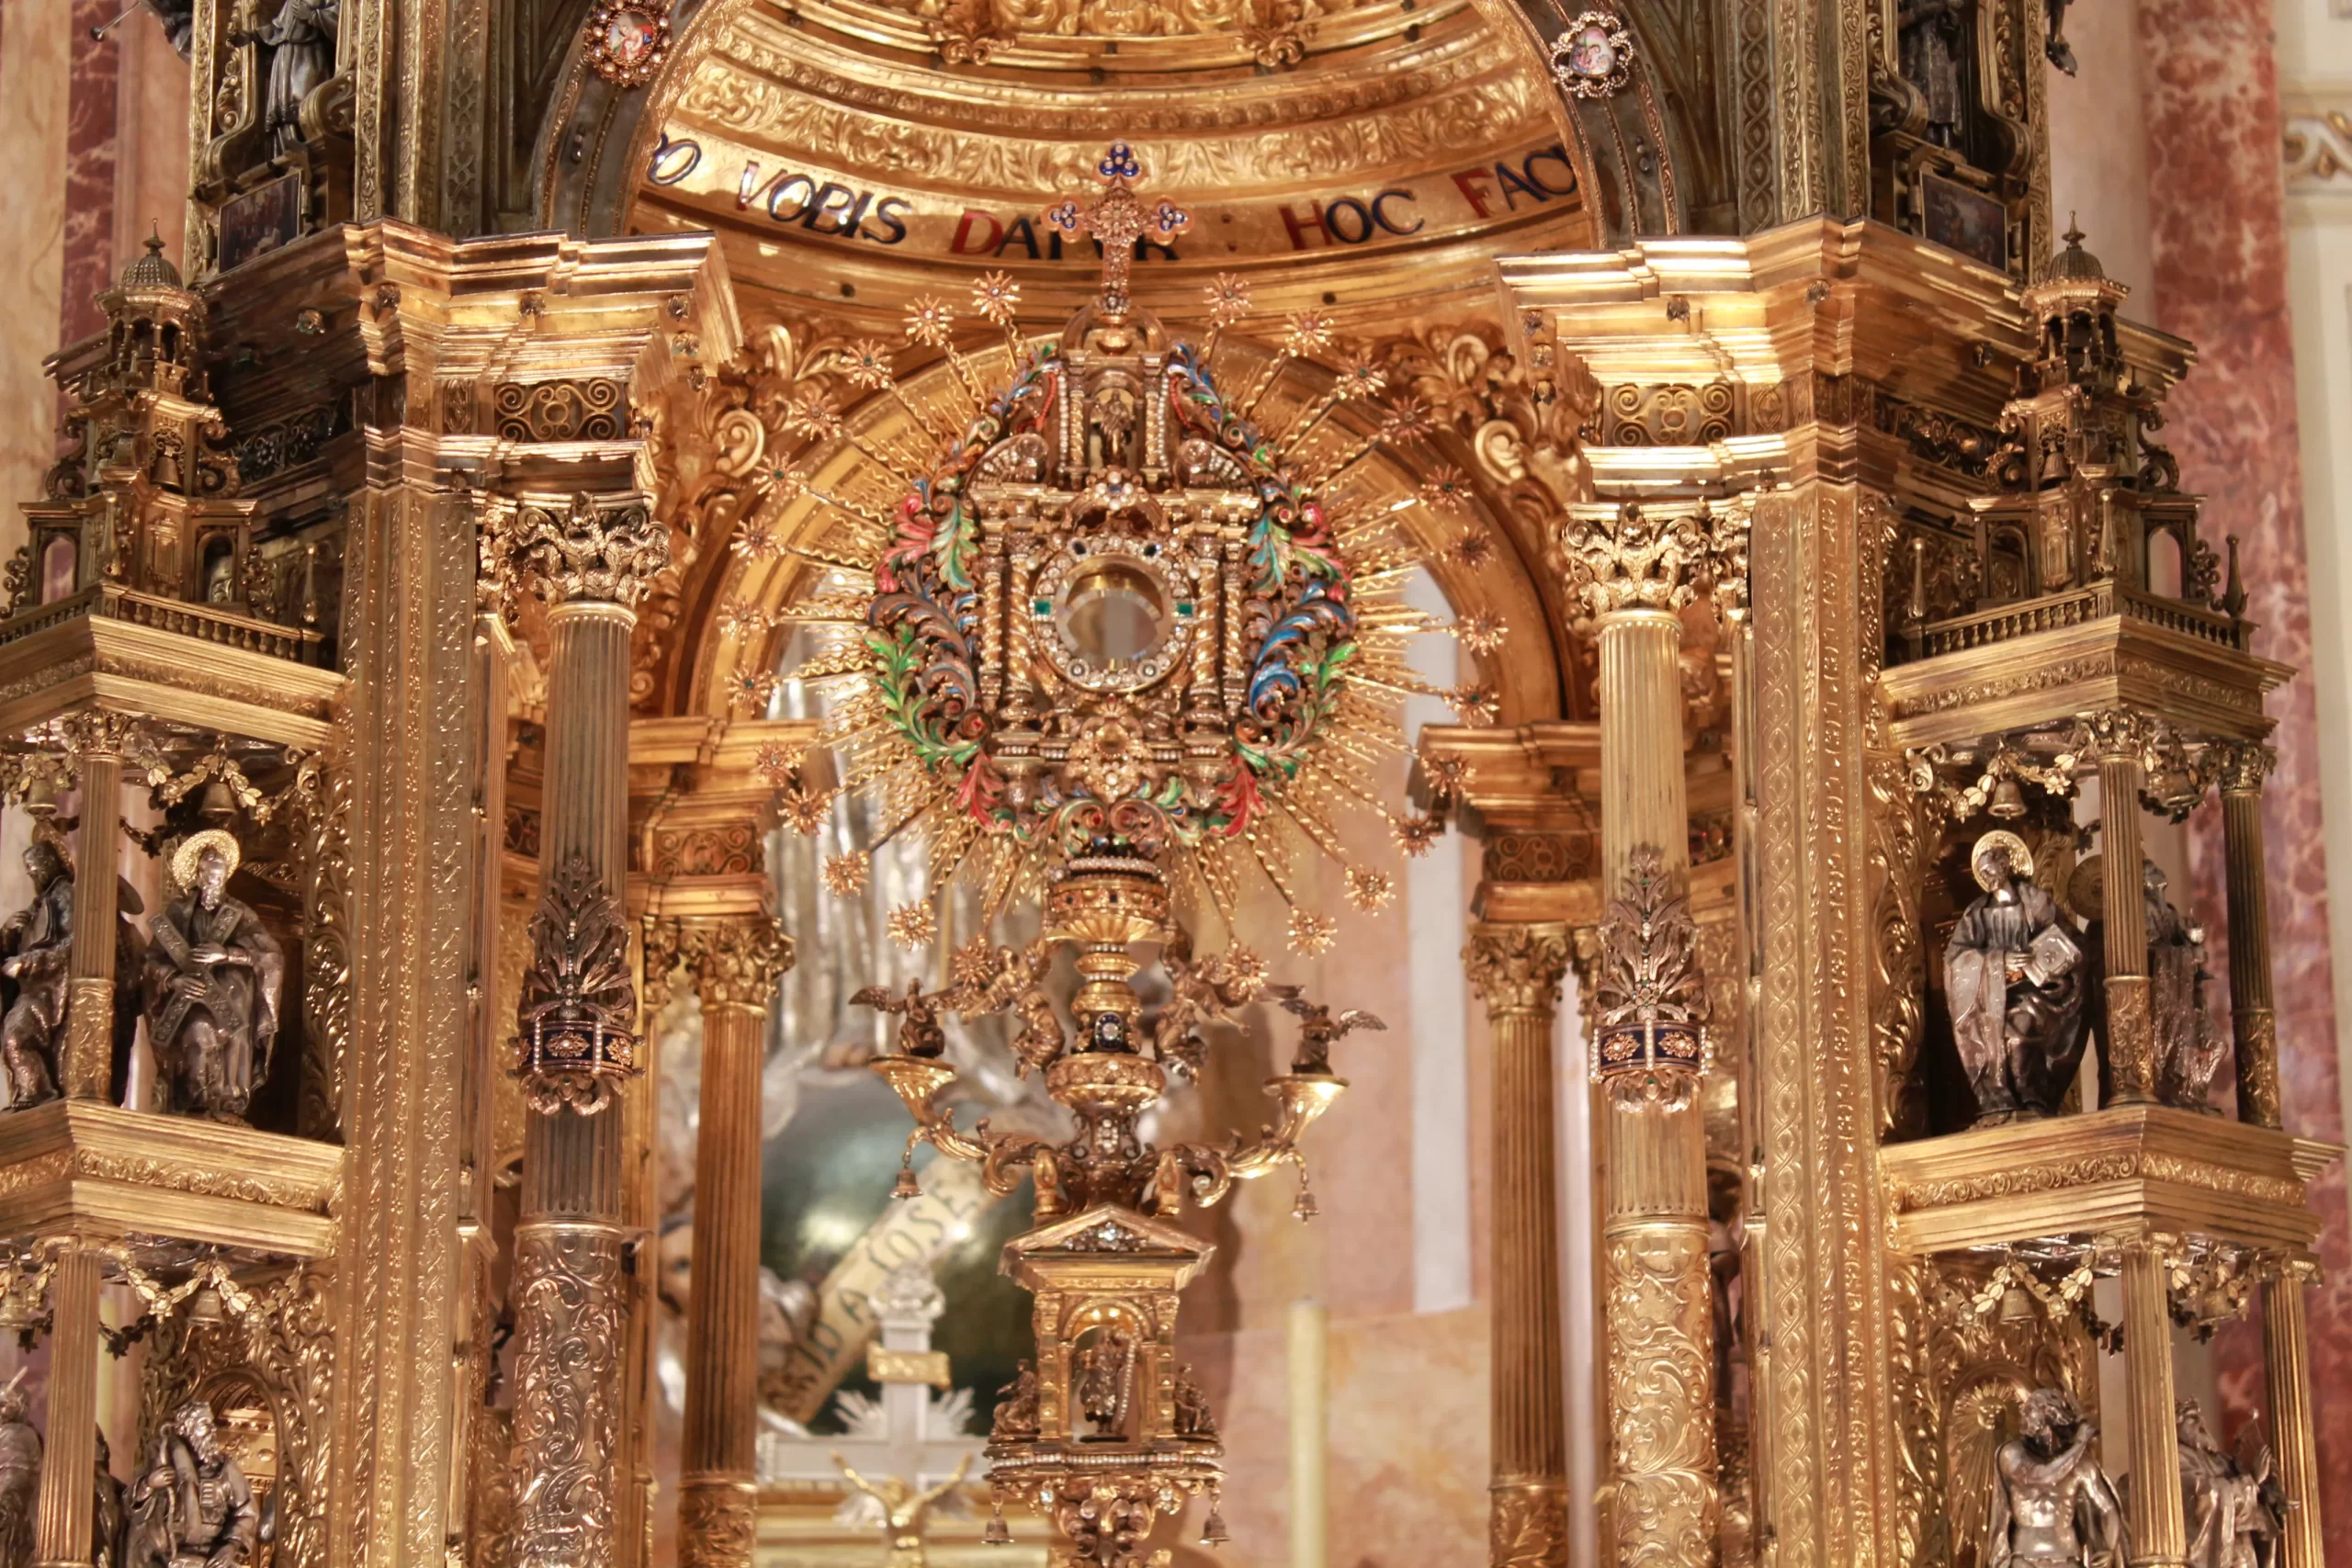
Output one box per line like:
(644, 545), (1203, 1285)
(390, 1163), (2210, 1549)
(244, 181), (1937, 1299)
(119, 231), (184, 291)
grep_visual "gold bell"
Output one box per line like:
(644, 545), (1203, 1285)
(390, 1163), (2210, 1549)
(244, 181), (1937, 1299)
(984, 1508), (1012, 1547)
(1997, 1285), (2035, 1324)
(186, 1283), (229, 1325)
(0, 1279), (41, 1334)
(197, 777), (240, 825)
(1988, 776), (2026, 820)
(1200, 1498), (1229, 1548)
(892, 1166), (922, 1201)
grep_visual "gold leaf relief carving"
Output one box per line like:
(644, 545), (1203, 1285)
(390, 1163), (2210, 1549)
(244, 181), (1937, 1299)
(509, 1224), (628, 1568)
(1606, 1227), (1719, 1568)
(1488, 1483), (1567, 1568)
(1750, 489), (1820, 1562)
(678, 35), (1544, 186)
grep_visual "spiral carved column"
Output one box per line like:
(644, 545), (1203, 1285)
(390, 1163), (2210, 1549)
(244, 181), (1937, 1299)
(1558, 501), (1731, 1568)
(659, 914), (795, 1568)
(496, 494), (667, 1568)
(1464, 922), (1572, 1568)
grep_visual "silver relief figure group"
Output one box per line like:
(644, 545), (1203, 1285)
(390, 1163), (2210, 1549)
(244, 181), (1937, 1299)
(1945, 831), (2226, 1125)
(0, 825), (282, 1125)
(1981, 1388), (2286, 1568)
(0, 1394), (257, 1568)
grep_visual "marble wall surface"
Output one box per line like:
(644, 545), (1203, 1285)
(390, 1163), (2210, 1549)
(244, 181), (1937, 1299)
(0, 0), (188, 553)
(2123, 0), (2352, 1558)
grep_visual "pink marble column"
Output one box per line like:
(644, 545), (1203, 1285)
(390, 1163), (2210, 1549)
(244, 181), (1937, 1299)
(62, 0), (119, 344)
(2137, 4), (2351, 1561)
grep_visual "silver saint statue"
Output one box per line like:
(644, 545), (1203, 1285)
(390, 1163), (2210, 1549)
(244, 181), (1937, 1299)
(141, 830), (284, 1123)
(251, 0), (338, 155)
(0, 839), (74, 1109)
(2179, 1400), (2281, 1568)
(1946, 832), (2088, 1123)
(1985, 1388), (2125, 1568)
(0, 1371), (37, 1568)
(2144, 862), (2228, 1111)
(96, 1428), (128, 1568)
(1897, 0), (1968, 145)
(125, 1401), (259, 1568)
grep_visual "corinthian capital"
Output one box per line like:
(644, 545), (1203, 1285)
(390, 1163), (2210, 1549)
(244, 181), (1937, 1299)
(1464, 922), (1572, 1018)
(645, 912), (795, 1013)
(1556, 500), (1746, 622)
(493, 491), (668, 607)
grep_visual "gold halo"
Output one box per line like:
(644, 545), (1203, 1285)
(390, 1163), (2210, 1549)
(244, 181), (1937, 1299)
(1969, 829), (2034, 891)
(169, 829), (242, 893)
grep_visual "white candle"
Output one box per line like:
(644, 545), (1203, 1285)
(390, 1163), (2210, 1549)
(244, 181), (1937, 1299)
(1288, 1298), (1328, 1568)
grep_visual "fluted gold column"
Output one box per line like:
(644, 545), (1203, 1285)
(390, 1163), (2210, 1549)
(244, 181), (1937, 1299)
(1559, 502), (1724, 1568)
(502, 496), (666, 1568)
(2217, 742), (2281, 1128)
(2088, 712), (2155, 1104)
(669, 915), (794, 1568)
(2117, 1235), (2184, 1567)
(59, 714), (132, 1100)
(30, 1242), (99, 1568)
(1464, 922), (1572, 1568)
(2262, 1260), (2324, 1568)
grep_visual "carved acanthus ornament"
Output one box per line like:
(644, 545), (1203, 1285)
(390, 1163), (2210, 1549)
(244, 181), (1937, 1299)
(515, 852), (639, 1115)
(1462, 924), (1572, 1019)
(642, 912), (796, 1014)
(1558, 501), (1747, 623)
(489, 493), (668, 608)
(1589, 847), (1710, 1111)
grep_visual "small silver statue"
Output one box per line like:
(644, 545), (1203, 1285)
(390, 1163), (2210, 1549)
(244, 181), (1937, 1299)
(141, 831), (284, 1123)
(95, 1428), (127, 1568)
(2178, 1400), (2281, 1568)
(1897, 0), (1969, 145)
(0, 1370), (39, 1568)
(126, 1400), (259, 1568)
(1946, 832), (2089, 1123)
(1985, 1387), (2125, 1568)
(249, 0), (339, 155)
(0, 839), (75, 1110)
(2144, 863), (2228, 1111)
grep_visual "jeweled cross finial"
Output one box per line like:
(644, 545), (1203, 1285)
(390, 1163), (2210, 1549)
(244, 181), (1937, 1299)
(1043, 143), (1190, 315)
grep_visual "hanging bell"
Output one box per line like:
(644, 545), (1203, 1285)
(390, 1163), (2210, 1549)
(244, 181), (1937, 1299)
(197, 777), (240, 825)
(892, 1165), (922, 1201)
(1292, 1166), (1317, 1222)
(1988, 776), (2026, 820)
(984, 1506), (1012, 1547)
(0, 1278), (40, 1334)
(185, 1282), (229, 1325)
(1997, 1284), (2035, 1324)
(1200, 1497), (1229, 1548)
